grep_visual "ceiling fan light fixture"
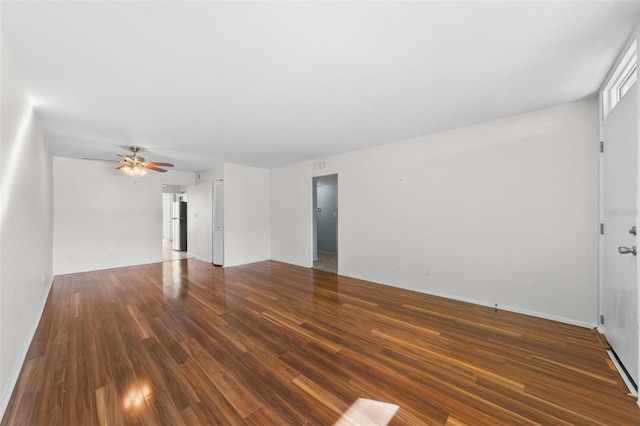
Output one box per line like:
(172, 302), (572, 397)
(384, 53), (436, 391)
(114, 147), (173, 178)
(120, 164), (148, 177)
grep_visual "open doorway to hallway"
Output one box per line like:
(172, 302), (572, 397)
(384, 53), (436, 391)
(313, 174), (338, 273)
(162, 185), (192, 261)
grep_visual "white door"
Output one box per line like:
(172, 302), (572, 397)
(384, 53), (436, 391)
(317, 183), (338, 253)
(162, 193), (173, 241)
(601, 84), (639, 384)
(212, 180), (224, 266)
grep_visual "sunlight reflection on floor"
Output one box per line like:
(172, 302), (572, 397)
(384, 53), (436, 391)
(334, 398), (399, 426)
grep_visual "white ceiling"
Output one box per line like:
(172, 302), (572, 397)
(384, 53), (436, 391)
(2, 1), (639, 172)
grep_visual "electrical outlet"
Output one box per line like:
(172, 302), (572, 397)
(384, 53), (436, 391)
(396, 264), (401, 270)
(424, 268), (431, 277)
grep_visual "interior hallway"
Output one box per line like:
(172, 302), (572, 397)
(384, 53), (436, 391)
(162, 239), (192, 262)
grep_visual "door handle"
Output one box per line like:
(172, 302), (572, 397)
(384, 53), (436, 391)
(630, 226), (637, 236)
(618, 246), (637, 255)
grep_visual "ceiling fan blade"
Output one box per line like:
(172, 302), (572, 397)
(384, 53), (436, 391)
(83, 157), (120, 163)
(145, 165), (168, 173)
(147, 162), (174, 167)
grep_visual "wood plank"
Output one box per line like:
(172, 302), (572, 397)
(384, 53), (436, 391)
(145, 390), (187, 426)
(179, 402), (218, 425)
(94, 383), (124, 426)
(181, 338), (261, 417)
(85, 326), (114, 391)
(126, 304), (155, 340)
(61, 358), (95, 425)
(149, 317), (191, 365)
(179, 360), (246, 423)
(111, 360), (154, 424)
(143, 336), (199, 411)
(28, 383), (63, 426)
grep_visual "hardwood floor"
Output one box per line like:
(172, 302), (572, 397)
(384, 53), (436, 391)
(2, 259), (640, 425)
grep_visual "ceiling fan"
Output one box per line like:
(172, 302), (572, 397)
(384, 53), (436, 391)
(115, 147), (174, 177)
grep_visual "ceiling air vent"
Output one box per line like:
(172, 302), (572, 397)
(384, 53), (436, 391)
(313, 160), (327, 171)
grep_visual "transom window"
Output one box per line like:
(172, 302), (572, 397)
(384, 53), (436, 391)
(603, 39), (637, 119)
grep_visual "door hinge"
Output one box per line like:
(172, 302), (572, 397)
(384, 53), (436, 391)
(600, 141), (604, 153)
(600, 223), (604, 235)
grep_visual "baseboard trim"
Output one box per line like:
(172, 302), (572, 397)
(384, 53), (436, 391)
(607, 350), (638, 398)
(338, 270), (597, 329)
(431, 292), (597, 329)
(0, 276), (54, 421)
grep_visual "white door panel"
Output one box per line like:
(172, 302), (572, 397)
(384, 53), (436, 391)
(602, 84), (638, 384)
(213, 180), (224, 266)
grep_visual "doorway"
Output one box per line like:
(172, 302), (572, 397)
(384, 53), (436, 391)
(162, 185), (190, 261)
(313, 174), (338, 273)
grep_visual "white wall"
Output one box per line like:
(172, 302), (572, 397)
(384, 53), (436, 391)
(224, 163), (271, 267)
(271, 99), (599, 326)
(186, 165), (223, 262)
(0, 30), (53, 418)
(272, 162), (313, 267)
(53, 157), (194, 274)
(186, 162), (272, 267)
